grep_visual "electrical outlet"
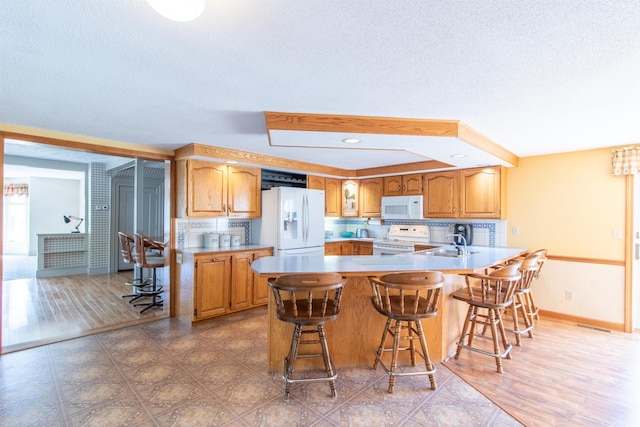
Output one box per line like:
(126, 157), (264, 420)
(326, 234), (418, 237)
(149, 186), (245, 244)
(512, 226), (519, 236)
(102, 205), (110, 210)
(613, 229), (623, 240)
(565, 290), (574, 302)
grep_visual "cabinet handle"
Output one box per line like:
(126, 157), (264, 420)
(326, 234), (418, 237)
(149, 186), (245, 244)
(223, 204), (226, 212)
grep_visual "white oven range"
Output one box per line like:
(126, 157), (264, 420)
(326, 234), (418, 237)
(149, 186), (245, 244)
(372, 225), (430, 256)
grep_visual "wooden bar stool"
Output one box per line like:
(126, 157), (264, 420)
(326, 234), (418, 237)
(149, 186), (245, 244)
(452, 262), (521, 373)
(525, 249), (547, 320)
(268, 272), (344, 402)
(507, 253), (541, 346)
(368, 271), (444, 393)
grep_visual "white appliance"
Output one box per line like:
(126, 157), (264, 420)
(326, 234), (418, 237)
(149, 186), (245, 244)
(373, 225), (430, 256)
(381, 195), (424, 219)
(260, 187), (325, 256)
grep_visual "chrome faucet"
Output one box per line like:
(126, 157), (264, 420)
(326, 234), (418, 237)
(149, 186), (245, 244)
(448, 233), (468, 256)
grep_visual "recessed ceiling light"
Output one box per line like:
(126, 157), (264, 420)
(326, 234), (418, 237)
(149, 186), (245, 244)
(451, 154), (467, 158)
(146, 0), (205, 22)
(342, 138), (361, 144)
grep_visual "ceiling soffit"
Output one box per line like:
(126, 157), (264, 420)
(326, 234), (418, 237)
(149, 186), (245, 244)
(264, 112), (520, 176)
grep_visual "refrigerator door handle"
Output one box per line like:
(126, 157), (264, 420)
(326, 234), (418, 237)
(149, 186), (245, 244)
(302, 193), (308, 244)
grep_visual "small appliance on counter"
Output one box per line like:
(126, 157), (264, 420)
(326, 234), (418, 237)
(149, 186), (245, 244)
(452, 223), (473, 246)
(356, 229), (369, 238)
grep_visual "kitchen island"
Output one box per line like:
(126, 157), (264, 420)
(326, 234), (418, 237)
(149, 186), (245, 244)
(251, 245), (527, 372)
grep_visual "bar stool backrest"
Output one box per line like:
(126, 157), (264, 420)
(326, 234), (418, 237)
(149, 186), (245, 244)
(529, 249), (547, 278)
(369, 271), (444, 320)
(269, 273), (344, 326)
(118, 232), (135, 265)
(133, 233), (165, 268)
(464, 262), (522, 306)
(516, 254), (541, 292)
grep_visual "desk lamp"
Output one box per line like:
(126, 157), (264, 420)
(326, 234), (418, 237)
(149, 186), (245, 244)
(63, 215), (84, 233)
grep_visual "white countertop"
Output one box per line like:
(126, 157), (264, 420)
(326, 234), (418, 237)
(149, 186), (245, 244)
(177, 244), (273, 255)
(251, 245), (528, 276)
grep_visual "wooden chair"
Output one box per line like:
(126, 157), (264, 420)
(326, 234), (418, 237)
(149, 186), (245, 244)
(525, 249), (547, 320)
(452, 262), (522, 373)
(369, 271), (444, 393)
(506, 253), (541, 346)
(132, 233), (166, 314)
(117, 232), (151, 303)
(268, 273), (344, 402)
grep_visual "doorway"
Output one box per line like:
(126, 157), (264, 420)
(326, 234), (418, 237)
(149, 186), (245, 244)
(112, 171), (164, 272)
(2, 139), (170, 352)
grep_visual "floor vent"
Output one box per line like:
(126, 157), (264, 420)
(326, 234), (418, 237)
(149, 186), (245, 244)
(576, 323), (611, 333)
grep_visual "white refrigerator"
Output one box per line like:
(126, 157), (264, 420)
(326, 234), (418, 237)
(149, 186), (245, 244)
(259, 187), (325, 256)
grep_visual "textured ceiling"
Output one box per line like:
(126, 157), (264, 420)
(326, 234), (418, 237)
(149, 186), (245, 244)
(1, 1), (639, 171)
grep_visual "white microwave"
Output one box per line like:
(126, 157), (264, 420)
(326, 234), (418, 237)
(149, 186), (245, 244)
(381, 195), (424, 219)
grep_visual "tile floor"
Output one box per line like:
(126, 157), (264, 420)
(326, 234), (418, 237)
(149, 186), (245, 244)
(0, 307), (521, 426)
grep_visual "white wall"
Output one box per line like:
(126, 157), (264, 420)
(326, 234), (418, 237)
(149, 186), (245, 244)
(534, 260), (625, 325)
(29, 177), (84, 255)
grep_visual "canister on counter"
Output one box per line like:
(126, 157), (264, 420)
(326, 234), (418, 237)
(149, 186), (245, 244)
(231, 234), (241, 247)
(204, 233), (219, 248)
(220, 233), (231, 247)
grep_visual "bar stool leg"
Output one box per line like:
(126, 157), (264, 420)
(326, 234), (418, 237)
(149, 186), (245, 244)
(317, 323), (337, 398)
(487, 308), (504, 373)
(455, 305), (474, 360)
(373, 318), (392, 370)
(388, 319), (403, 394)
(496, 308), (512, 361)
(415, 320), (436, 390)
(283, 324), (303, 402)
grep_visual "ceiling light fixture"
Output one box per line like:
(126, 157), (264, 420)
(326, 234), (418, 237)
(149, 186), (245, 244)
(146, 0), (205, 22)
(225, 160), (238, 164)
(451, 154), (467, 158)
(342, 138), (361, 144)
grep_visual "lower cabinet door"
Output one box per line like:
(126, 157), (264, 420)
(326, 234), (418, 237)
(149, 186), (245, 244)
(252, 249), (273, 305)
(195, 255), (231, 319)
(230, 252), (253, 311)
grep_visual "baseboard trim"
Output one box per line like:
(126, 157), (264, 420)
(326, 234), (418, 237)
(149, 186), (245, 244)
(540, 309), (624, 332)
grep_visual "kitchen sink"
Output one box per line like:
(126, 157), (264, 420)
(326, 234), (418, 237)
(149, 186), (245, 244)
(415, 247), (479, 258)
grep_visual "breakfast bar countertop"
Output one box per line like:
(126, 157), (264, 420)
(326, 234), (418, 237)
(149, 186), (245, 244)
(251, 245), (528, 276)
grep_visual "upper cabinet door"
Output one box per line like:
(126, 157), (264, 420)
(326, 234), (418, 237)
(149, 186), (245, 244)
(459, 167), (502, 219)
(383, 176), (403, 196)
(424, 171), (458, 218)
(342, 180), (359, 217)
(227, 165), (261, 218)
(325, 178), (341, 217)
(187, 159), (227, 217)
(402, 174), (423, 195)
(359, 178), (383, 217)
(307, 175), (325, 190)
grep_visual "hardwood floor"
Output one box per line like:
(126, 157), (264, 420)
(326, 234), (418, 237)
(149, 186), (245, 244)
(2, 269), (167, 353)
(444, 314), (640, 426)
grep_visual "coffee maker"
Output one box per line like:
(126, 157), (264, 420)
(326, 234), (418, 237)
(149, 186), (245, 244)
(452, 223), (473, 246)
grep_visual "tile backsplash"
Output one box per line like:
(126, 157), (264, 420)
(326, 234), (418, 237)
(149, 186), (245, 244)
(323, 218), (506, 247)
(174, 216), (506, 249)
(174, 217), (251, 249)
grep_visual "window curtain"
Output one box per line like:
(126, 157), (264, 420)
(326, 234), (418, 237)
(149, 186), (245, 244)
(612, 146), (640, 176)
(3, 183), (29, 197)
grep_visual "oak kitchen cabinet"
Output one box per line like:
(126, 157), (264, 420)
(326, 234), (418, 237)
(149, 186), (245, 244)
(176, 159), (261, 218)
(359, 177), (383, 217)
(324, 240), (373, 256)
(423, 166), (505, 219)
(342, 180), (359, 217)
(383, 173), (423, 196)
(307, 175), (342, 217)
(175, 247), (273, 323)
